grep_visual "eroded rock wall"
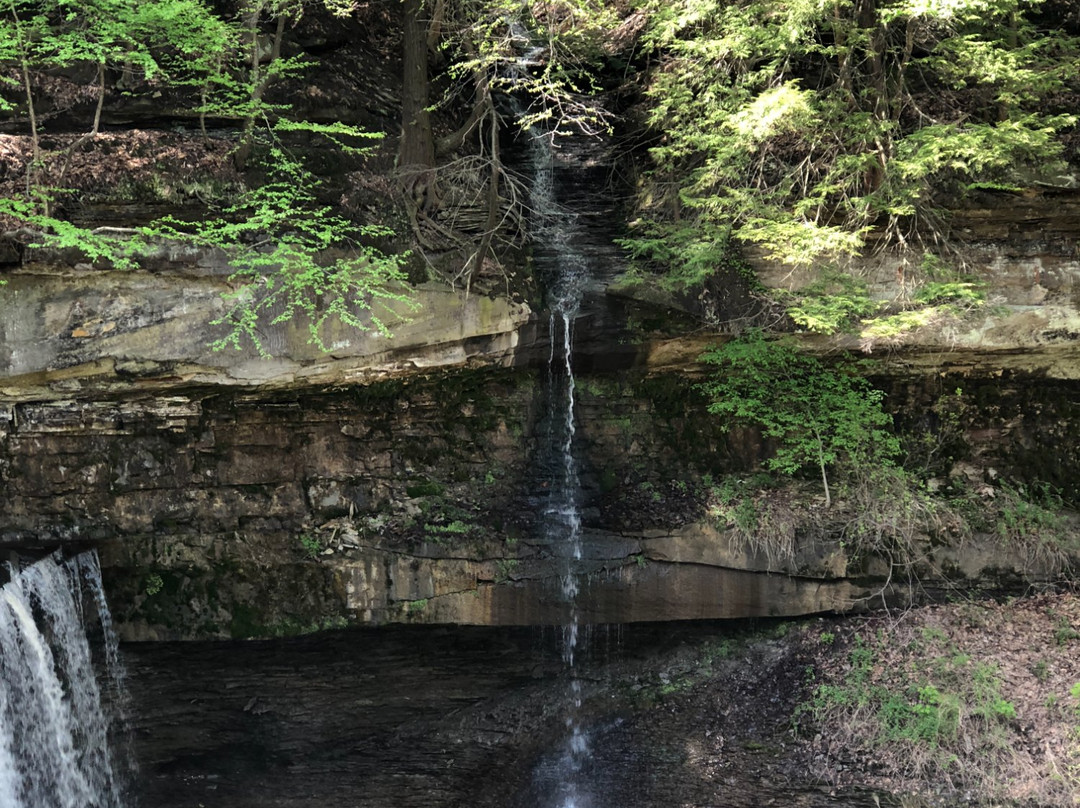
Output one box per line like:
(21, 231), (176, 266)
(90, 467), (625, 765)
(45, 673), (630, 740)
(0, 263), (531, 401)
(2, 359), (1076, 639)
(3, 180), (1080, 639)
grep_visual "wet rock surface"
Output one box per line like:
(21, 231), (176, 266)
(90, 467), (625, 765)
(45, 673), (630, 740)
(123, 621), (895, 808)
(1, 365), (1077, 637)
(124, 594), (1075, 807)
(125, 626), (553, 808)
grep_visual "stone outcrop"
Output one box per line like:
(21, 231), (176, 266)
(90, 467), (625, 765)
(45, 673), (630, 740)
(2, 357), (1076, 638)
(0, 259), (532, 401)
(3, 163), (1080, 640)
(612, 191), (1080, 378)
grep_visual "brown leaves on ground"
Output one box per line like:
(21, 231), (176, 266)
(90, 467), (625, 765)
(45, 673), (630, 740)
(0, 130), (239, 210)
(800, 591), (1080, 805)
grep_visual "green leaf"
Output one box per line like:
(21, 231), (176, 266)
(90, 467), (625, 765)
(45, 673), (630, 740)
(698, 331), (899, 498)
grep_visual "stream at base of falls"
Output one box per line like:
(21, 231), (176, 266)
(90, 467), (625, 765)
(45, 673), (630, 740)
(120, 622), (897, 808)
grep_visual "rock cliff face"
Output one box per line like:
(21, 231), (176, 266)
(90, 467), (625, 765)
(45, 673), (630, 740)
(2, 208), (1079, 637)
(613, 190), (1080, 379)
(0, 12), (1077, 637)
(1, 365), (866, 638)
(0, 262), (531, 401)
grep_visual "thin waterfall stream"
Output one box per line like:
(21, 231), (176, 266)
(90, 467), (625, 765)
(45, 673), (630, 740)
(522, 109), (592, 807)
(0, 550), (130, 808)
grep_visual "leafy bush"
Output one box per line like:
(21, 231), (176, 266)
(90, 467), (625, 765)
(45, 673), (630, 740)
(146, 145), (411, 354)
(299, 533), (323, 560)
(699, 331), (899, 507)
(778, 270), (880, 334)
(625, 0), (1078, 282)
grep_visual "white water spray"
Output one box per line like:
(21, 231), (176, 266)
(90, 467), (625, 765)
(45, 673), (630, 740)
(519, 99), (592, 807)
(0, 551), (129, 808)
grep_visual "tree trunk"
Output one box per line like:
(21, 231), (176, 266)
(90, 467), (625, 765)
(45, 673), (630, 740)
(17, 51), (40, 204)
(57, 62), (106, 187)
(436, 37), (491, 157)
(469, 101), (501, 283)
(233, 4), (285, 172)
(999, 9), (1018, 122)
(856, 0), (888, 193)
(9, 1), (41, 205)
(834, 0), (852, 99)
(813, 431), (832, 508)
(399, 0), (438, 214)
(426, 0), (446, 53)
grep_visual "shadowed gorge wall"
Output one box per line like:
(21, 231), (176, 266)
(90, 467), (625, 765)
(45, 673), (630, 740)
(2, 362), (1076, 639)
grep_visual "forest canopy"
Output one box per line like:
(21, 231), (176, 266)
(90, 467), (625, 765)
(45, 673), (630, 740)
(621, 0), (1080, 288)
(1, 0), (1078, 344)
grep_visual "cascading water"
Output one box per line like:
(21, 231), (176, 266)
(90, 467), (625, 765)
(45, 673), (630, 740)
(520, 108), (592, 807)
(0, 550), (130, 808)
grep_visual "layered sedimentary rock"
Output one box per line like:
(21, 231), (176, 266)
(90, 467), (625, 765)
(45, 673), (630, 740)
(0, 260), (532, 401)
(2, 344), (1076, 638)
(2, 164), (1079, 638)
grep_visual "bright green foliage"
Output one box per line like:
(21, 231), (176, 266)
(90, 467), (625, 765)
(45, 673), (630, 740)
(0, 0), (237, 213)
(626, 0), (1079, 281)
(0, 196), (140, 267)
(132, 0), (236, 94)
(144, 573), (165, 595)
(272, 119), (382, 153)
(299, 533), (323, 559)
(6, 0), (154, 74)
(439, 0), (619, 137)
(0, 17), (18, 112)
(699, 331), (899, 505)
(778, 270), (880, 334)
(2, 0), (232, 104)
(990, 482), (1077, 572)
(617, 219), (745, 291)
(994, 482), (1067, 543)
(1, 0), (411, 353)
(144, 145), (409, 353)
(858, 253), (987, 343)
(914, 281), (985, 306)
(797, 629), (1019, 784)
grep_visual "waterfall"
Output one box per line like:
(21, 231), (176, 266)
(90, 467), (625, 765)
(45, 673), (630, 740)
(0, 550), (129, 808)
(520, 107), (592, 807)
